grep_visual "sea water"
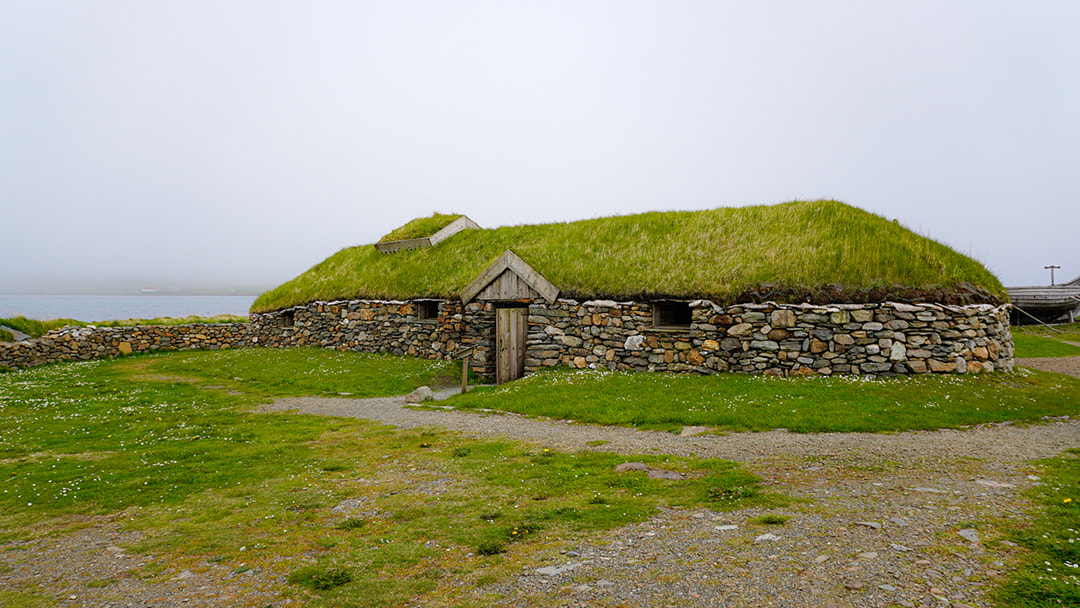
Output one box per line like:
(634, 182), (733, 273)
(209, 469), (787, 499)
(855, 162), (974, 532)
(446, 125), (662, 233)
(0, 294), (257, 322)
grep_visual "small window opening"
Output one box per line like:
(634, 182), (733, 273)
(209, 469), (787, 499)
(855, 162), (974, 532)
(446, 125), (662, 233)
(417, 300), (440, 321)
(653, 301), (692, 329)
(277, 311), (295, 328)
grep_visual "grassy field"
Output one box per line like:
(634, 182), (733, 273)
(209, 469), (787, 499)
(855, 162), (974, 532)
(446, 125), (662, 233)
(0, 314), (247, 341)
(253, 200), (1005, 313)
(1013, 321), (1080, 343)
(1013, 333), (1080, 358)
(445, 367), (1080, 433)
(1013, 322), (1080, 358)
(0, 349), (778, 607)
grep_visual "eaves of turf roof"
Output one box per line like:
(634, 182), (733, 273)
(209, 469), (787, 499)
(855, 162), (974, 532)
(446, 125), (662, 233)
(251, 200), (1007, 314)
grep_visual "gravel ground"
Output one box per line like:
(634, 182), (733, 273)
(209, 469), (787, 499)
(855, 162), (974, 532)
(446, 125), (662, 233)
(3, 364), (1078, 607)
(1015, 355), (1080, 378)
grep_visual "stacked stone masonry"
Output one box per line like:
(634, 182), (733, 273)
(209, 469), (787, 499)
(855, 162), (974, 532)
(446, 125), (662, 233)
(0, 324), (253, 371)
(247, 300), (497, 378)
(2, 300), (1013, 379)
(523, 300), (1013, 377)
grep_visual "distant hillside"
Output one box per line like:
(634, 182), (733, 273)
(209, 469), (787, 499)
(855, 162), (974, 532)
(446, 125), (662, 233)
(252, 200), (1006, 313)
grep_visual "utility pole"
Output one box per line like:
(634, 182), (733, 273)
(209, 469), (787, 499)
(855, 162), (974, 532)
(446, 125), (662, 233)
(1045, 265), (1061, 285)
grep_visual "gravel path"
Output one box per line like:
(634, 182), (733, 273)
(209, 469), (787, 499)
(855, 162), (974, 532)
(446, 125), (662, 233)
(4, 364), (1078, 608)
(1016, 355), (1080, 378)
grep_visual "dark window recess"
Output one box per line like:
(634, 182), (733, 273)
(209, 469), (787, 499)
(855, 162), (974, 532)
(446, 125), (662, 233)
(277, 311), (295, 328)
(653, 301), (692, 328)
(417, 301), (440, 320)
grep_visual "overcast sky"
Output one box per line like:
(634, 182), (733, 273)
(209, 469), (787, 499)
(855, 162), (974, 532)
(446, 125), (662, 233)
(2, 1), (1077, 294)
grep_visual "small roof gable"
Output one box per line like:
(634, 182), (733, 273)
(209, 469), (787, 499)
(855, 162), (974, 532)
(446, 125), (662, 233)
(374, 215), (480, 253)
(461, 250), (559, 304)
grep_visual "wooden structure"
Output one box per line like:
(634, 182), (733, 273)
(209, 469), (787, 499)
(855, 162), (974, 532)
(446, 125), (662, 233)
(1007, 274), (1080, 324)
(462, 250), (559, 383)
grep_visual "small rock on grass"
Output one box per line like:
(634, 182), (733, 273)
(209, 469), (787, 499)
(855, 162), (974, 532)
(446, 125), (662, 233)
(844, 581), (864, 590)
(536, 562), (582, 576)
(958, 529), (979, 542)
(854, 521), (882, 530)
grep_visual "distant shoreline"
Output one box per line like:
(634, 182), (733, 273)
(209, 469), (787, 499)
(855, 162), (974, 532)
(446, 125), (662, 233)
(0, 294), (257, 322)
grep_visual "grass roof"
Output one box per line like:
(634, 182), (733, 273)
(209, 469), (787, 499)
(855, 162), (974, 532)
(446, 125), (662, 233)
(377, 213), (462, 243)
(252, 200), (1006, 313)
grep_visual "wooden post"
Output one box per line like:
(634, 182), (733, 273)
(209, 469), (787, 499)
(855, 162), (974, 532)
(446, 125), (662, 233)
(461, 356), (469, 394)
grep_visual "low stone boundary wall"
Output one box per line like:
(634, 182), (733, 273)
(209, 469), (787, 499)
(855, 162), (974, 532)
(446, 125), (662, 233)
(2, 300), (1013, 380)
(0, 324), (252, 371)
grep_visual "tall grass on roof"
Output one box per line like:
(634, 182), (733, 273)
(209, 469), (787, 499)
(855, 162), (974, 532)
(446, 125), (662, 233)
(253, 200), (1005, 313)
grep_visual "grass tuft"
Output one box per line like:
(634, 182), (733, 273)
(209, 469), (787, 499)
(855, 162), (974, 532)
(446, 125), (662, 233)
(287, 565), (353, 590)
(335, 518), (366, 530)
(752, 514), (791, 526)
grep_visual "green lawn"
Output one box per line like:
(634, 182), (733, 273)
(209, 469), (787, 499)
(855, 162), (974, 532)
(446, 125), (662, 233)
(0, 349), (775, 607)
(1013, 333), (1080, 358)
(446, 367), (1080, 433)
(1013, 322), (1080, 358)
(994, 449), (1080, 606)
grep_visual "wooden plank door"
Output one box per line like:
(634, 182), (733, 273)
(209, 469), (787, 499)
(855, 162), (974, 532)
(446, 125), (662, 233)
(496, 307), (526, 384)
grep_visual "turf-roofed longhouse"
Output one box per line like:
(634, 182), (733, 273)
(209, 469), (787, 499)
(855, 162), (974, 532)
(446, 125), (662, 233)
(250, 200), (1014, 383)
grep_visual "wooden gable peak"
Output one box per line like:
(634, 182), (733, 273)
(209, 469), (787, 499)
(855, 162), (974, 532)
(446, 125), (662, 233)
(461, 250), (559, 304)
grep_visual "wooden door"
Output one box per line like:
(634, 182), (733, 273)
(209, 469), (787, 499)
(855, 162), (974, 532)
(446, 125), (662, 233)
(496, 307), (527, 384)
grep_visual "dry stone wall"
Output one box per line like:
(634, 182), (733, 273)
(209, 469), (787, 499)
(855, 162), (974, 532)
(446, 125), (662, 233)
(525, 300), (1013, 377)
(2, 299), (1013, 380)
(0, 324), (252, 371)
(247, 299), (497, 378)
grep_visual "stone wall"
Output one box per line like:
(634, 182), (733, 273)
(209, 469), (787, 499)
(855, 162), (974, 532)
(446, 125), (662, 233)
(1, 299), (1013, 379)
(524, 300), (1013, 377)
(0, 324), (252, 371)
(247, 299), (497, 377)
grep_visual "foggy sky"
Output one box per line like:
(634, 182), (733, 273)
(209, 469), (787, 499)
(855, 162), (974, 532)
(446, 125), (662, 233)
(2, 1), (1077, 294)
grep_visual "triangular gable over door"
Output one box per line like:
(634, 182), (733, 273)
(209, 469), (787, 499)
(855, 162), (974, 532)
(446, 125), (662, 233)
(460, 250), (559, 303)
